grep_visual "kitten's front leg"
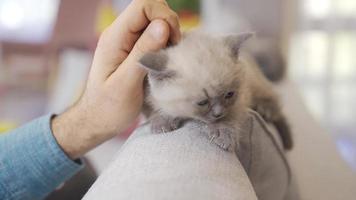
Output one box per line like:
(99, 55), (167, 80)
(206, 124), (237, 152)
(253, 97), (280, 122)
(253, 97), (293, 150)
(150, 114), (184, 134)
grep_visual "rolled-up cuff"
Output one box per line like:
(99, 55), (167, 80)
(0, 114), (84, 200)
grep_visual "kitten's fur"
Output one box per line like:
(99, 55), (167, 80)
(139, 32), (292, 151)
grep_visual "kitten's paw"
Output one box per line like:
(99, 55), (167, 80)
(207, 125), (235, 151)
(254, 98), (279, 122)
(150, 116), (182, 134)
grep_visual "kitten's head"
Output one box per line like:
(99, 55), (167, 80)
(139, 32), (253, 123)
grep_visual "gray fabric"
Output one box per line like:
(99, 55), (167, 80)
(84, 111), (298, 200)
(237, 111), (299, 200)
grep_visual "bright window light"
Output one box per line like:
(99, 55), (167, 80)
(333, 32), (356, 80)
(0, 0), (60, 43)
(0, 1), (25, 30)
(304, 0), (331, 18)
(335, 0), (356, 16)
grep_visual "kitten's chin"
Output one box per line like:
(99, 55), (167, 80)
(199, 118), (219, 124)
(198, 115), (228, 124)
(193, 117), (210, 124)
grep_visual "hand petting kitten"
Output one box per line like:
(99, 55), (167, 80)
(52, 0), (181, 159)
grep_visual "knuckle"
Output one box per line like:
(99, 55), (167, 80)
(133, 0), (150, 9)
(97, 28), (111, 45)
(144, 2), (155, 17)
(97, 38), (107, 50)
(167, 11), (179, 23)
(156, 0), (168, 5)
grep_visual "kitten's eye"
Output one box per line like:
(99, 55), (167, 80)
(225, 91), (235, 99)
(197, 99), (209, 106)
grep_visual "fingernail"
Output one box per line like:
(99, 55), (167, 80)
(148, 21), (165, 41)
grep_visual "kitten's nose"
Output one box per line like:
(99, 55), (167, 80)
(213, 113), (223, 118)
(211, 104), (225, 119)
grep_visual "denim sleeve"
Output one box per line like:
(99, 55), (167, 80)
(0, 115), (84, 200)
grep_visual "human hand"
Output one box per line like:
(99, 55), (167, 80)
(52, 0), (180, 159)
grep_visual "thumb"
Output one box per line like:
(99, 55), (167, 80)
(114, 19), (170, 79)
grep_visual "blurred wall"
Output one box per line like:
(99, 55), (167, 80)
(51, 0), (100, 49)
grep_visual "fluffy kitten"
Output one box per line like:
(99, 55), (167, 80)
(139, 32), (292, 151)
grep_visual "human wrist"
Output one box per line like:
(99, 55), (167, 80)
(51, 102), (116, 159)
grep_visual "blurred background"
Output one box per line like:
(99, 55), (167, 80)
(0, 0), (355, 199)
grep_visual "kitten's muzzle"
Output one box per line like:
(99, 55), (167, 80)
(210, 104), (226, 120)
(212, 112), (224, 119)
(206, 114), (226, 123)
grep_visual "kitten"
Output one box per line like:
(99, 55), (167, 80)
(139, 32), (292, 151)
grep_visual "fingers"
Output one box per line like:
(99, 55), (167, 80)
(125, 19), (170, 66)
(142, 1), (181, 44)
(117, 0), (180, 44)
(111, 19), (170, 83)
(90, 0), (180, 82)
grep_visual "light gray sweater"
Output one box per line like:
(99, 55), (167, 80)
(83, 111), (298, 200)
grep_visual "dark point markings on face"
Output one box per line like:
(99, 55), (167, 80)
(203, 88), (210, 99)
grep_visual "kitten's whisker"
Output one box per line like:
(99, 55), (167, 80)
(210, 135), (216, 142)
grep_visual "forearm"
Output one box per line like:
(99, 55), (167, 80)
(0, 115), (83, 200)
(51, 101), (120, 160)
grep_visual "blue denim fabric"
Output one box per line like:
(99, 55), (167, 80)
(0, 115), (84, 200)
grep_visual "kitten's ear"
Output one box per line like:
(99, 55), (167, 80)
(224, 32), (254, 58)
(139, 51), (175, 80)
(139, 51), (168, 72)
